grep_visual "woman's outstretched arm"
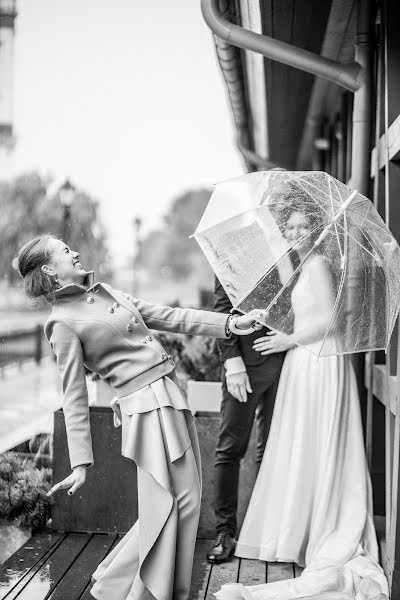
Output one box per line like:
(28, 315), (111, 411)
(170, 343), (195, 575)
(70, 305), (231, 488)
(104, 284), (261, 338)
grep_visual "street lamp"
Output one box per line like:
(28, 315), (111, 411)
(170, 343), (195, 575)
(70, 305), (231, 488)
(132, 216), (142, 295)
(58, 179), (76, 243)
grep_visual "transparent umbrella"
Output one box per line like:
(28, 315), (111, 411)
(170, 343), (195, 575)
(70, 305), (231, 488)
(193, 170), (400, 357)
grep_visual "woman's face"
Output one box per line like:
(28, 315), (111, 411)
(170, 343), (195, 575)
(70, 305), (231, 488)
(284, 211), (314, 253)
(43, 238), (88, 287)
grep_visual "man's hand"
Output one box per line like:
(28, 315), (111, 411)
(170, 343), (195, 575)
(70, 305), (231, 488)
(46, 465), (87, 497)
(226, 371), (252, 403)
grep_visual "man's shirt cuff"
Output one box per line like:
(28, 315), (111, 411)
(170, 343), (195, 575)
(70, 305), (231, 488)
(224, 356), (247, 375)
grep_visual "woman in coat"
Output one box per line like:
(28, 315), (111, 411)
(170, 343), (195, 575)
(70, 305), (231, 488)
(17, 234), (261, 600)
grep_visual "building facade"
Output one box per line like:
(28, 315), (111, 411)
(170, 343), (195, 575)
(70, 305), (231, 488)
(203, 0), (400, 594)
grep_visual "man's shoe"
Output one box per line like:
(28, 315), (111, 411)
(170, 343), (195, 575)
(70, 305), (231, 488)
(206, 532), (236, 564)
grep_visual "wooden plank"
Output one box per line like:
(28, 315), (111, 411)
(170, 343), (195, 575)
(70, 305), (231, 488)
(267, 562), (294, 582)
(390, 414), (400, 560)
(79, 535), (122, 600)
(7, 534), (90, 600)
(366, 353), (375, 467)
(385, 101), (400, 164)
(47, 534), (117, 600)
(190, 539), (213, 600)
(0, 533), (64, 600)
(370, 113), (400, 175)
(206, 558), (240, 600)
(385, 407), (394, 589)
(239, 558), (267, 585)
(364, 364), (398, 416)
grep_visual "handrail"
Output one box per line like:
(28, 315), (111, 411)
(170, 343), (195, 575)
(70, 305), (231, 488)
(201, 0), (363, 92)
(0, 324), (43, 367)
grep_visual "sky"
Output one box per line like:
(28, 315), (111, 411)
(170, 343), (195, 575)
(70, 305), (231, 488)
(12, 0), (244, 266)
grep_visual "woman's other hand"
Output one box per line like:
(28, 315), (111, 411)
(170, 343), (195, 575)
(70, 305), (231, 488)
(46, 465), (87, 497)
(253, 331), (294, 355)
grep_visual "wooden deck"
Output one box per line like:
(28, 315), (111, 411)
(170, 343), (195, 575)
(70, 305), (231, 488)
(0, 533), (302, 600)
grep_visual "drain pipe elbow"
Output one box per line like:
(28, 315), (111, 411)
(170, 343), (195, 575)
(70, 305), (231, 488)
(201, 0), (363, 92)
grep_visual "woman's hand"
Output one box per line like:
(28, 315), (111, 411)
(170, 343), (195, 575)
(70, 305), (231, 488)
(46, 465), (87, 497)
(233, 309), (266, 332)
(252, 331), (294, 355)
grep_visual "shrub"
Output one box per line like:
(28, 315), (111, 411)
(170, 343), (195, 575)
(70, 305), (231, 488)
(0, 452), (53, 531)
(156, 332), (221, 390)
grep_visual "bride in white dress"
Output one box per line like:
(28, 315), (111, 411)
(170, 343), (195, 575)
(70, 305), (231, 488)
(216, 207), (388, 600)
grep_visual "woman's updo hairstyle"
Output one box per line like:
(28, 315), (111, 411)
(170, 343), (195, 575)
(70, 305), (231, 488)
(17, 234), (59, 299)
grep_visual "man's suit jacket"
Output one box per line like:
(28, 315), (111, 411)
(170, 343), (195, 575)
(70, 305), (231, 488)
(213, 276), (286, 370)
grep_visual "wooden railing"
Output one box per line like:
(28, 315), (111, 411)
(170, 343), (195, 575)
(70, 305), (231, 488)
(0, 325), (44, 370)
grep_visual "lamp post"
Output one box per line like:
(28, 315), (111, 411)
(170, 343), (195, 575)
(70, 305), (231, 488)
(132, 216), (142, 295)
(58, 179), (76, 244)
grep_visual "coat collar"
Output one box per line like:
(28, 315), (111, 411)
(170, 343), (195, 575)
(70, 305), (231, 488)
(48, 273), (138, 316)
(49, 270), (96, 303)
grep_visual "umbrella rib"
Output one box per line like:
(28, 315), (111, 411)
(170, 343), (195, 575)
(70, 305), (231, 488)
(289, 178), (333, 216)
(348, 211), (379, 352)
(232, 224), (322, 308)
(318, 208), (349, 357)
(328, 221), (384, 265)
(292, 176), (346, 261)
(329, 178), (346, 261)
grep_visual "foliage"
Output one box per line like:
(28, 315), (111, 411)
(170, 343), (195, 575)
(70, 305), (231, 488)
(0, 171), (112, 285)
(0, 452), (53, 531)
(135, 188), (214, 281)
(156, 332), (221, 389)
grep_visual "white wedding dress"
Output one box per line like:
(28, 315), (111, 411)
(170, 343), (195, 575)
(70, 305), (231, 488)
(216, 266), (388, 600)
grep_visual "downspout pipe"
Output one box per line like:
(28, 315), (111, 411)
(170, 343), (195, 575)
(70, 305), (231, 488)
(201, 0), (364, 93)
(350, 0), (373, 195)
(237, 136), (279, 170)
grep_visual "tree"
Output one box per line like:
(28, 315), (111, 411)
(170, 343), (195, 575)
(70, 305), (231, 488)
(0, 171), (111, 285)
(135, 188), (214, 283)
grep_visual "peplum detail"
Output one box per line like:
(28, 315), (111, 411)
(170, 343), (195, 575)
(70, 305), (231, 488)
(90, 376), (201, 600)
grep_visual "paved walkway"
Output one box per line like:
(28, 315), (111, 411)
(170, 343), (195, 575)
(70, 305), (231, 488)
(0, 358), (62, 453)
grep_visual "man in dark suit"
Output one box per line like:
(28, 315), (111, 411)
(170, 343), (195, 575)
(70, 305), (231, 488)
(206, 275), (286, 563)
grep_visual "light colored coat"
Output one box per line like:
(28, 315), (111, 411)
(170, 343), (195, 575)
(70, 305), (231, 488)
(45, 273), (230, 469)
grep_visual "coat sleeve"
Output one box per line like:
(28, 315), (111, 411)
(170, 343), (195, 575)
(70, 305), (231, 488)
(107, 285), (231, 338)
(45, 320), (94, 469)
(213, 276), (244, 363)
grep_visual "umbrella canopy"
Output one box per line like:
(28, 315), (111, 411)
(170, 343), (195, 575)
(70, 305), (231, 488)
(193, 171), (400, 356)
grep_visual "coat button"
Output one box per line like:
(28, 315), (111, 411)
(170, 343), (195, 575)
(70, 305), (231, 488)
(108, 307), (114, 313)
(127, 324), (133, 333)
(132, 316), (139, 323)
(161, 352), (167, 359)
(87, 297), (94, 303)
(113, 302), (119, 309)
(145, 335), (152, 342)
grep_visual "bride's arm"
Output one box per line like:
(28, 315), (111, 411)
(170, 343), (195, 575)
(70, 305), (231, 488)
(290, 257), (336, 346)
